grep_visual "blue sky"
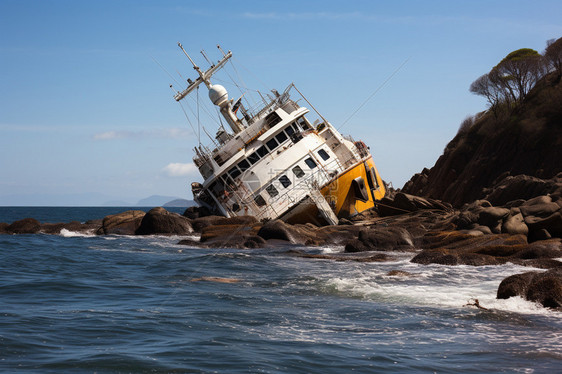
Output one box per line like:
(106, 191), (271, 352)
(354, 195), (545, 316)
(1, 0), (561, 205)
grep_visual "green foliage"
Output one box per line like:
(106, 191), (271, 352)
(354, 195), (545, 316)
(500, 48), (541, 64)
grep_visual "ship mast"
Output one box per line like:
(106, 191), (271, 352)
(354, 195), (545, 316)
(174, 43), (244, 134)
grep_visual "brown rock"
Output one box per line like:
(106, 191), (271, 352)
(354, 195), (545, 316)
(497, 268), (562, 309)
(6, 218), (41, 234)
(136, 207), (193, 235)
(96, 210), (146, 235)
(501, 213), (529, 236)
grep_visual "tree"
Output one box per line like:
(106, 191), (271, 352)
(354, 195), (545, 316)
(469, 73), (505, 116)
(470, 47), (547, 115)
(545, 37), (562, 78)
(492, 48), (545, 102)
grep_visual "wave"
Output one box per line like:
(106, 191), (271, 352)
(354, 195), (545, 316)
(59, 228), (96, 237)
(321, 261), (557, 317)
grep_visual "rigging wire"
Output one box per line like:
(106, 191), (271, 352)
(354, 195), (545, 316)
(196, 86), (201, 145)
(151, 55), (183, 87)
(338, 57), (410, 131)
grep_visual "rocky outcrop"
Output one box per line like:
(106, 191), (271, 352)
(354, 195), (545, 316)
(191, 215), (258, 232)
(402, 76), (562, 207)
(96, 210), (146, 235)
(183, 205), (212, 220)
(497, 268), (562, 310)
(135, 207), (193, 235)
(6, 218), (41, 234)
(344, 226), (414, 252)
(377, 192), (452, 216)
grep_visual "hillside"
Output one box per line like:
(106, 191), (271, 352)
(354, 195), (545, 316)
(402, 73), (562, 207)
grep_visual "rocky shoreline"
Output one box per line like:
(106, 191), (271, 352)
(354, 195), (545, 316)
(2, 173), (562, 311)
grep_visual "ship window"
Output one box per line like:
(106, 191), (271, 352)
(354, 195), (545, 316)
(305, 157), (317, 169)
(265, 112), (282, 128)
(318, 149), (330, 160)
(275, 131), (288, 144)
(279, 175), (291, 188)
(232, 203), (240, 212)
(228, 166), (241, 179)
(292, 165), (305, 178)
(237, 159), (250, 172)
(285, 126), (295, 136)
(266, 184), (279, 197)
(257, 146), (268, 158)
(248, 152), (260, 165)
(254, 194), (266, 207)
(266, 138), (278, 151)
(298, 117), (310, 130)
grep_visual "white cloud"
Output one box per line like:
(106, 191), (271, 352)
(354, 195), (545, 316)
(93, 131), (132, 140)
(163, 162), (198, 177)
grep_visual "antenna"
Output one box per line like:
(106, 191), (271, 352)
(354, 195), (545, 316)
(200, 49), (214, 67)
(174, 42), (233, 102)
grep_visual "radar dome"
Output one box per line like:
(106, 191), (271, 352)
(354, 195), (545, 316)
(208, 84), (229, 107)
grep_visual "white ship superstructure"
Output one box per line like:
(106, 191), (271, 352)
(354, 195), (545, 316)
(173, 44), (386, 225)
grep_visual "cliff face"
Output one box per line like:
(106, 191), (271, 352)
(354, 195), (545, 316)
(403, 75), (562, 207)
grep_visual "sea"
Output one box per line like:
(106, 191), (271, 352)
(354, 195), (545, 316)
(0, 207), (561, 373)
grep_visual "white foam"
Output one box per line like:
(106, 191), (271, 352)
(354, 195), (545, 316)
(59, 228), (95, 237)
(321, 260), (558, 316)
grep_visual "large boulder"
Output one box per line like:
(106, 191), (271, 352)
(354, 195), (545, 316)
(377, 192), (452, 216)
(484, 175), (560, 206)
(96, 210), (146, 235)
(6, 218), (41, 234)
(497, 268), (562, 309)
(136, 207), (193, 235)
(257, 219), (301, 243)
(345, 226), (414, 252)
(501, 213), (529, 236)
(190, 215), (258, 232)
(183, 205), (212, 220)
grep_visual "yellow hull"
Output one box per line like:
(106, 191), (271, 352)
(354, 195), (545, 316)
(282, 156), (385, 225)
(320, 156), (386, 218)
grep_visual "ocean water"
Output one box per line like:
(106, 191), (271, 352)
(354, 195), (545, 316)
(1, 207), (561, 373)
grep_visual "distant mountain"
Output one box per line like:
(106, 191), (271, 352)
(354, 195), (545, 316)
(135, 195), (185, 207)
(163, 199), (196, 208)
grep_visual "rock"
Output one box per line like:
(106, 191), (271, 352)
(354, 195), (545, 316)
(526, 212), (562, 238)
(501, 213), (529, 236)
(191, 215), (258, 232)
(183, 205), (212, 219)
(497, 268), (562, 309)
(519, 201), (560, 218)
(136, 207), (193, 235)
(96, 210), (146, 235)
(497, 272), (536, 299)
(41, 221), (100, 235)
(199, 223), (261, 248)
(377, 192), (452, 216)
(412, 231), (529, 267)
(0, 222), (9, 234)
(6, 218), (41, 234)
(477, 207), (510, 228)
(257, 219), (301, 243)
(344, 239), (370, 253)
(345, 226), (414, 252)
(243, 235), (267, 249)
(485, 175), (559, 207)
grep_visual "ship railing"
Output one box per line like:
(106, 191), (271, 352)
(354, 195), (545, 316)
(246, 84), (293, 125)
